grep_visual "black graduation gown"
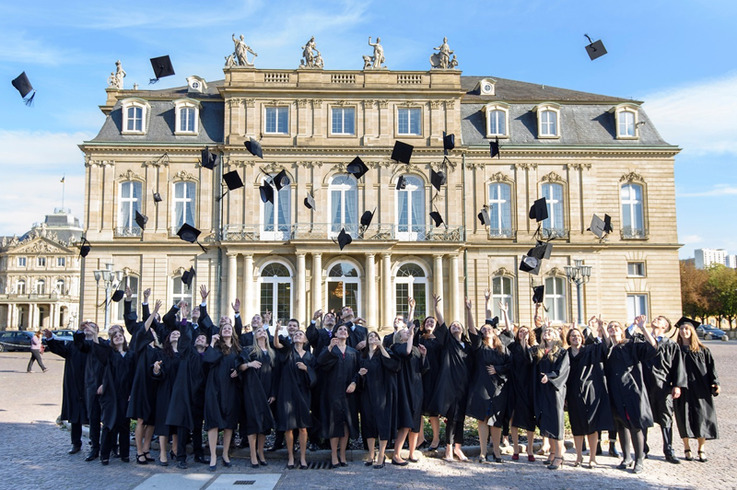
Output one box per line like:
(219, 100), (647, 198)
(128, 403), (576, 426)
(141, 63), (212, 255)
(507, 341), (535, 431)
(274, 345), (316, 431)
(565, 343), (614, 436)
(465, 333), (511, 426)
(305, 323), (332, 433)
(45, 333), (88, 424)
(76, 335), (107, 423)
(93, 342), (134, 430)
(392, 343), (428, 433)
(317, 344), (360, 439)
(358, 350), (400, 440)
(418, 335), (442, 415)
(528, 345), (570, 440)
(202, 346), (242, 430)
(126, 328), (160, 423)
(306, 322), (332, 357)
(675, 346), (719, 440)
(237, 347), (276, 435)
(427, 323), (471, 419)
(605, 340), (657, 430)
(344, 322), (368, 349)
(643, 337), (687, 426)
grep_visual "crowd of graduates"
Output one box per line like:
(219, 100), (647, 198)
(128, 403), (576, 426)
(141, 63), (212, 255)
(44, 286), (720, 474)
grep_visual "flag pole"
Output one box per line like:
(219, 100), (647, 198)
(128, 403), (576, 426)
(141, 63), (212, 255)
(61, 176), (66, 210)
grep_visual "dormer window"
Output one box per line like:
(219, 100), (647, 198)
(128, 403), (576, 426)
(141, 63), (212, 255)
(121, 98), (150, 135)
(611, 103), (640, 139)
(534, 103), (561, 138)
(174, 99), (201, 135)
(483, 103), (509, 138)
(477, 78), (496, 96)
(186, 75), (207, 94)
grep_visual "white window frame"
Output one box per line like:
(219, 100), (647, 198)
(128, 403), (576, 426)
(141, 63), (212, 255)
(36, 279), (45, 295)
(621, 183), (645, 238)
(259, 261), (294, 326)
(57, 257), (65, 267)
(611, 103), (640, 139)
(396, 175), (426, 241)
(121, 98), (150, 135)
(397, 107), (422, 136)
(172, 181), (197, 231)
(117, 275), (139, 321)
(18, 257), (26, 267)
(37, 257), (46, 267)
(487, 182), (513, 237)
(328, 175), (358, 237)
(264, 106), (290, 135)
(17, 279), (26, 295)
(626, 294), (649, 323)
(261, 175), (291, 240)
(541, 183), (565, 237)
(172, 275), (193, 310)
(174, 99), (201, 135)
(534, 103), (561, 138)
(325, 261), (361, 317)
(55, 279), (65, 294)
(483, 103), (509, 138)
(330, 106), (356, 136)
(118, 181), (143, 234)
(491, 276), (515, 322)
(544, 276), (567, 324)
(395, 262), (429, 321)
(627, 261), (646, 277)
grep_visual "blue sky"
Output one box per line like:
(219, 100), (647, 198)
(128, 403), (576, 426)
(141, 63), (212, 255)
(1, 0), (735, 259)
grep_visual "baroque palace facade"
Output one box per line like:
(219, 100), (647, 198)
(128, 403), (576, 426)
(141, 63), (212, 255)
(78, 40), (681, 329)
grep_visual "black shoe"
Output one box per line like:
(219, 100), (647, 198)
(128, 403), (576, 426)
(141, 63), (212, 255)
(299, 463), (309, 469)
(84, 451), (99, 462)
(408, 456), (420, 463)
(136, 454), (148, 465)
(251, 463), (260, 469)
(158, 460), (169, 467)
(121, 456), (130, 463)
(177, 461), (188, 470)
(697, 451), (708, 463)
(194, 455), (208, 464)
(665, 453), (681, 464)
(222, 458), (232, 468)
(259, 459), (268, 466)
(339, 460), (347, 467)
(100, 459), (109, 466)
(209, 464), (217, 472)
(144, 452), (155, 462)
(391, 458), (408, 466)
(68, 445), (82, 455)
(329, 462), (339, 469)
(608, 443), (620, 458)
(287, 463), (295, 470)
(373, 462), (385, 469)
(595, 443), (603, 456)
(617, 459), (634, 470)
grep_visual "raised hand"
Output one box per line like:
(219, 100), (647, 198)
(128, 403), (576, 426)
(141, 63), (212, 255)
(232, 298), (240, 314)
(210, 334), (220, 347)
(125, 286), (132, 301)
(484, 289), (491, 302)
(313, 309), (323, 321)
(263, 310), (272, 324)
(498, 300), (508, 314)
(153, 299), (162, 314)
(200, 285), (209, 301)
(408, 297), (416, 309)
(433, 294), (441, 306)
(465, 297), (472, 310)
(143, 288), (151, 301)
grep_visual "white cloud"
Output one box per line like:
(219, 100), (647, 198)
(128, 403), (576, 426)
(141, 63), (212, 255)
(642, 72), (737, 155)
(677, 184), (737, 198)
(0, 130), (90, 166)
(0, 30), (78, 66)
(680, 234), (703, 244)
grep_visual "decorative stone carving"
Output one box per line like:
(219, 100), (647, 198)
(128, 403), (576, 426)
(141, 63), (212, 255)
(567, 162), (592, 171)
(299, 36), (324, 69)
(430, 37), (458, 69)
(429, 100), (444, 109)
(87, 158), (115, 167)
(143, 153), (170, 167)
(492, 267), (514, 277)
(118, 169), (143, 181)
(541, 171), (565, 184)
(490, 171), (511, 182)
(301, 160), (324, 169)
(363, 36), (386, 69)
(107, 60), (126, 89)
(312, 99), (323, 109)
(261, 162), (283, 174)
(620, 171), (645, 183)
(230, 34), (258, 67)
(297, 99), (309, 108)
(243, 98), (255, 108)
(548, 266), (566, 277)
(172, 170), (197, 182)
(515, 162), (537, 170)
(376, 100), (389, 109)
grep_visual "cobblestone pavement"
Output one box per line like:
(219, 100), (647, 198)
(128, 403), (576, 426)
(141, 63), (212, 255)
(1, 340), (735, 489)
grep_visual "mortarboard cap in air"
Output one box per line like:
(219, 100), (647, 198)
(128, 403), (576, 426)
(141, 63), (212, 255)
(176, 223), (207, 253)
(346, 157), (369, 180)
(181, 267), (196, 287)
(135, 211), (148, 230)
(304, 192), (316, 210)
(430, 169), (446, 192)
(245, 137), (263, 158)
(532, 285), (545, 304)
(584, 35), (607, 61)
(201, 147), (218, 170)
(12, 72), (35, 106)
(153, 190), (163, 203)
(337, 228), (352, 250)
(360, 209), (375, 227)
(273, 169), (290, 191)
(519, 243), (550, 275)
(429, 211), (444, 228)
(260, 183), (274, 204)
(477, 207), (490, 226)
(490, 138), (500, 158)
(529, 197), (548, 222)
(223, 170), (244, 191)
(149, 55), (175, 83)
(588, 214), (610, 239)
(111, 290), (125, 302)
(443, 131), (455, 155)
(391, 141), (413, 164)
(79, 237), (91, 258)
(396, 175), (407, 190)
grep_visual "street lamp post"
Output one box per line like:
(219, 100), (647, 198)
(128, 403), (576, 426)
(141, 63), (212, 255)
(564, 259), (592, 327)
(93, 263), (123, 331)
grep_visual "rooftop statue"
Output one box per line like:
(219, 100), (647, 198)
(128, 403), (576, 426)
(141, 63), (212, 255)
(107, 60), (126, 89)
(430, 37), (458, 69)
(363, 36), (386, 69)
(300, 36), (324, 69)
(230, 33), (258, 67)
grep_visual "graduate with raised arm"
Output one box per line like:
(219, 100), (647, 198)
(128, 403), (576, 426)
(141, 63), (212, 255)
(417, 311), (442, 451)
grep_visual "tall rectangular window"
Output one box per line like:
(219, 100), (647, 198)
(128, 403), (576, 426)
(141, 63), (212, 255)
(544, 277), (567, 323)
(331, 107), (355, 135)
(619, 111), (635, 137)
(173, 182), (196, 230)
(329, 175), (358, 235)
(621, 183), (644, 238)
(540, 110), (557, 136)
(179, 107), (196, 132)
(488, 183), (512, 236)
(627, 262), (646, 277)
(57, 257), (65, 267)
(265, 107), (289, 134)
(397, 108), (421, 135)
(491, 276), (514, 321)
(397, 176), (425, 239)
(18, 257), (26, 267)
(488, 109), (507, 136)
(542, 183), (565, 237)
(126, 106), (143, 132)
(626, 294), (648, 323)
(37, 257), (46, 267)
(119, 181), (142, 232)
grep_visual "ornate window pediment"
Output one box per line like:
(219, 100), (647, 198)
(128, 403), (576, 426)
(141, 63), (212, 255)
(620, 171), (645, 183)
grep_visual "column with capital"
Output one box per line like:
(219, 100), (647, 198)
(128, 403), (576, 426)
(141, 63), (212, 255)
(296, 253), (306, 324)
(227, 253), (238, 314)
(449, 253), (460, 324)
(50, 303), (57, 329)
(312, 253), (322, 313)
(365, 253), (376, 327)
(381, 253), (392, 328)
(243, 254), (254, 317)
(433, 254), (444, 304)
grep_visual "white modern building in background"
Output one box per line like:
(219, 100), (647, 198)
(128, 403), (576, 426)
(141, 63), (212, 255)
(695, 248), (729, 269)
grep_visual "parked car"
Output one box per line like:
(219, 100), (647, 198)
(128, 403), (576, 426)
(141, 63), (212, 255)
(0, 330), (35, 352)
(51, 329), (75, 342)
(695, 324), (727, 341)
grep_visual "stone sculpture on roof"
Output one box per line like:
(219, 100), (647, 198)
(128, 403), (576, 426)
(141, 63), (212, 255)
(107, 60), (126, 89)
(430, 37), (458, 69)
(231, 33), (258, 67)
(300, 36), (324, 69)
(364, 36), (386, 69)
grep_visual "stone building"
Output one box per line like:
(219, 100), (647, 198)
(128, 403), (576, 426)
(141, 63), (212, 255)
(78, 46), (681, 329)
(0, 209), (83, 330)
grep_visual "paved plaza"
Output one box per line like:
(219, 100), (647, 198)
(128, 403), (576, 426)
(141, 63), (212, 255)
(1, 341), (735, 489)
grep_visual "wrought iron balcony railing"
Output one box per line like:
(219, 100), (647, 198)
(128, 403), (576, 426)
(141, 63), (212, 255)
(220, 223), (465, 243)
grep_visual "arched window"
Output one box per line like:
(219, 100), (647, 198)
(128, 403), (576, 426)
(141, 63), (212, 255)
(490, 276), (514, 321)
(172, 274), (192, 309)
(173, 181), (196, 230)
(36, 279), (45, 295)
(541, 183), (565, 238)
(534, 103), (560, 138)
(544, 276), (567, 324)
(174, 99), (200, 134)
(17, 279), (26, 295)
(329, 175), (358, 236)
(262, 175), (291, 240)
(118, 180), (142, 235)
(121, 98), (150, 134)
(395, 263), (428, 322)
(326, 262), (360, 316)
(621, 183), (645, 238)
(396, 175), (425, 241)
(117, 275), (139, 321)
(483, 103), (509, 138)
(55, 279), (65, 294)
(259, 262), (293, 325)
(487, 182), (512, 237)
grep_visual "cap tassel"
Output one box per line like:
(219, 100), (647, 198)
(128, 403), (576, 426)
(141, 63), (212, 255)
(149, 78), (159, 84)
(24, 91), (36, 107)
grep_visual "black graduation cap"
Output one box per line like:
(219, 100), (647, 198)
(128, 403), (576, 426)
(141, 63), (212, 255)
(584, 35), (607, 61)
(490, 138), (500, 158)
(477, 207), (490, 226)
(532, 285), (545, 304)
(360, 209), (375, 228)
(346, 157), (369, 180)
(149, 55), (175, 84)
(223, 170), (243, 191)
(587, 214), (613, 239)
(429, 211), (444, 228)
(11, 72), (35, 106)
(304, 192), (316, 210)
(111, 290), (125, 302)
(396, 175), (407, 190)
(519, 243), (550, 275)
(337, 228), (352, 250)
(201, 147), (218, 170)
(675, 317), (701, 329)
(273, 169), (290, 191)
(260, 183), (274, 204)
(529, 197), (548, 222)
(176, 223), (207, 253)
(181, 267), (196, 287)
(443, 131), (455, 155)
(153, 190), (163, 203)
(134, 210), (148, 230)
(430, 169), (446, 192)
(79, 237), (91, 258)
(486, 316), (499, 328)
(245, 137), (264, 159)
(391, 141), (414, 164)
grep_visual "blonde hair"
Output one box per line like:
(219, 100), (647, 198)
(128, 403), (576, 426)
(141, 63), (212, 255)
(678, 323), (705, 353)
